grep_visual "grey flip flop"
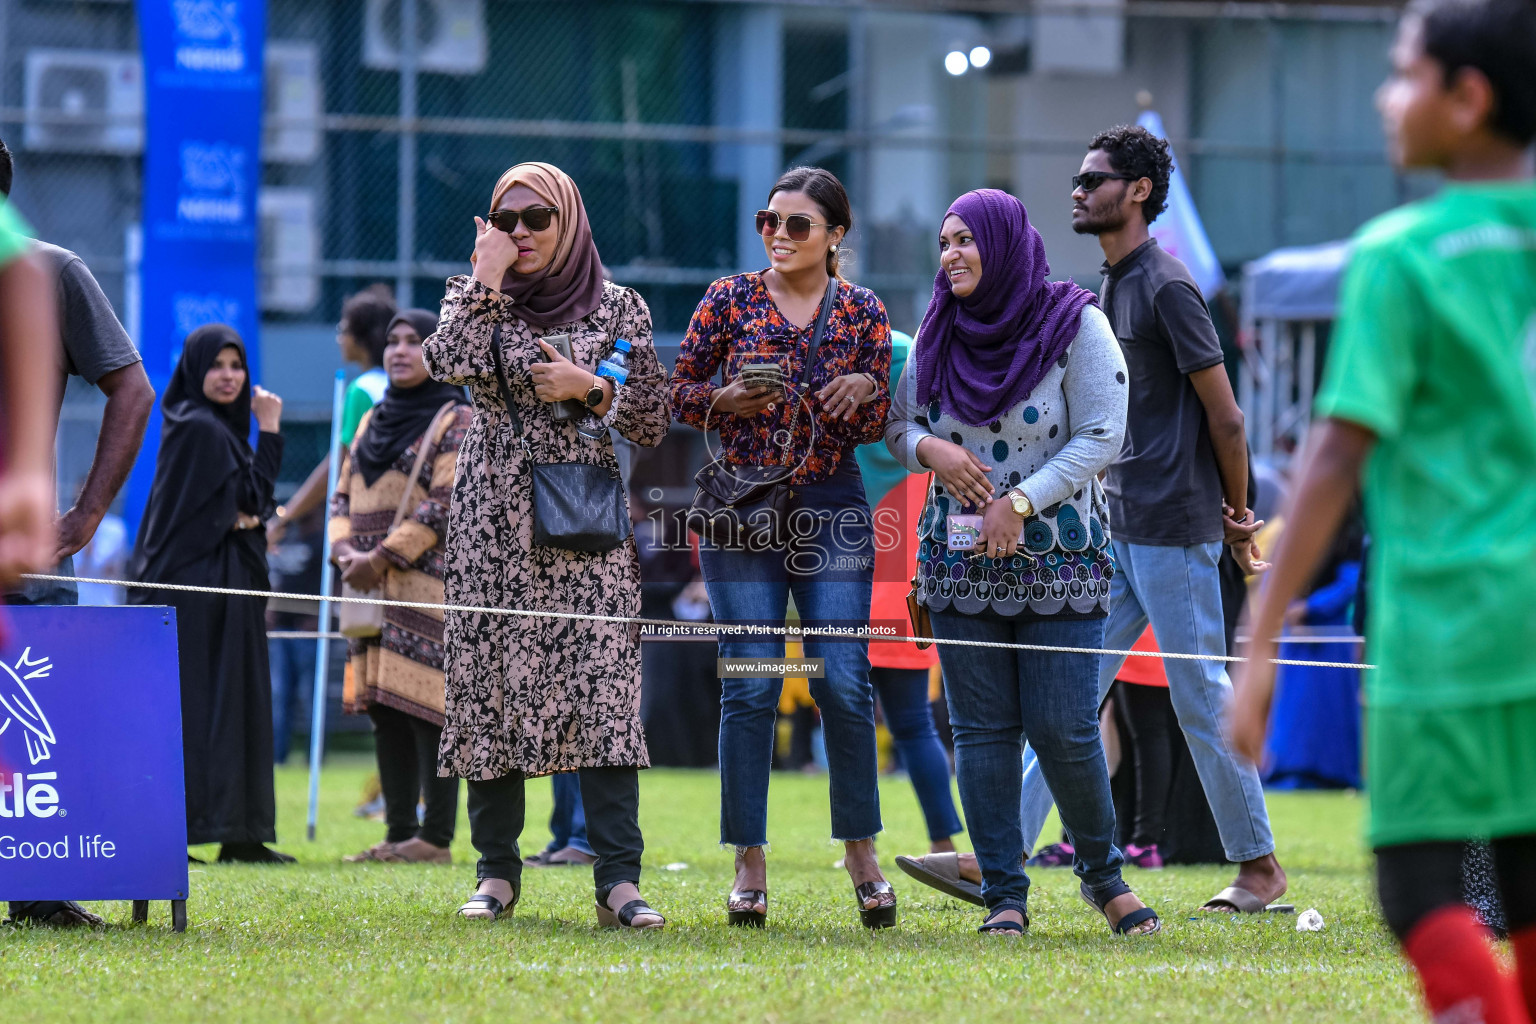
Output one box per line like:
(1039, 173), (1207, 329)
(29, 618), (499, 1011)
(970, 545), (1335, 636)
(894, 853), (985, 907)
(1200, 885), (1295, 914)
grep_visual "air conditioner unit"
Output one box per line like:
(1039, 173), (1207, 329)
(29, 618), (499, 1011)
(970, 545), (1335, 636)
(363, 0), (486, 76)
(23, 50), (144, 155)
(1034, 0), (1125, 76)
(264, 41), (322, 164)
(259, 188), (319, 313)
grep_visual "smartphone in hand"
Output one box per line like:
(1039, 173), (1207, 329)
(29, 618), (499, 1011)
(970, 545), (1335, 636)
(540, 333), (586, 422)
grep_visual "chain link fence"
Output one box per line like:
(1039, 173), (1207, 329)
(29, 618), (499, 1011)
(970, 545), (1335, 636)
(4, 0), (1414, 493)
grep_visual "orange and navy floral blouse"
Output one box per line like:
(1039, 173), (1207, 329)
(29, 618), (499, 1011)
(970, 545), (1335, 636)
(669, 272), (892, 485)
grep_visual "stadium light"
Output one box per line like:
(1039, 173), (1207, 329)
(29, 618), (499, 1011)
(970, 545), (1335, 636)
(944, 50), (969, 76)
(969, 46), (992, 69)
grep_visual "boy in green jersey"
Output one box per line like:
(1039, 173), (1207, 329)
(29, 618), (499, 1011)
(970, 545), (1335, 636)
(0, 201), (62, 587)
(1231, 0), (1536, 1020)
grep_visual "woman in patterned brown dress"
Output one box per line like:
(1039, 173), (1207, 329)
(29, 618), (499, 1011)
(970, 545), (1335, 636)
(331, 308), (468, 866)
(423, 162), (670, 928)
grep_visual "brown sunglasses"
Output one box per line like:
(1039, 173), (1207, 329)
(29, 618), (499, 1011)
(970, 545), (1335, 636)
(487, 205), (558, 233)
(755, 210), (830, 242)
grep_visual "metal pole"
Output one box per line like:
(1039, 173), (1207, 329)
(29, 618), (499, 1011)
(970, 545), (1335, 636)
(395, 0), (419, 306)
(305, 370), (346, 841)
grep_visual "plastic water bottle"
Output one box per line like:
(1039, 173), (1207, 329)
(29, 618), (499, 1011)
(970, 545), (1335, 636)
(597, 338), (631, 387)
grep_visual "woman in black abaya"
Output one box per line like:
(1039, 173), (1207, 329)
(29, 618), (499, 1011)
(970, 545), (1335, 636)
(129, 325), (292, 863)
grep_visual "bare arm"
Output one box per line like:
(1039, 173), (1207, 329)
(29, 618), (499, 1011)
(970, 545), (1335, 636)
(271, 454), (331, 539)
(1188, 362), (1249, 518)
(56, 361), (154, 560)
(0, 255), (61, 583)
(1229, 418), (1374, 763)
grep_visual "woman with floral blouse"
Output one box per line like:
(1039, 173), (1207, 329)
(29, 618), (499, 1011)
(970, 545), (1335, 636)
(669, 166), (896, 930)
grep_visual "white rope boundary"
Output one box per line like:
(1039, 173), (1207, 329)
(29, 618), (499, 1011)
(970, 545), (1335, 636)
(23, 573), (1374, 671)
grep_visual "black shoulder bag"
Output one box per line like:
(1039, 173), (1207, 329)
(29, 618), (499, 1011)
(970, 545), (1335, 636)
(489, 324), (630, 553)
(687, 278), (837, 550)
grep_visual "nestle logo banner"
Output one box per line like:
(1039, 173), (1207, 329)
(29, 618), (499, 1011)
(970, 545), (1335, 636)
(0, 607), (188, 902)
(172, 0), (248, 72)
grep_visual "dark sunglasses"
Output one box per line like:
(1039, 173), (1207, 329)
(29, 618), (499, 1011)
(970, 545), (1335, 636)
(1072, 171), (1140, 192)
(487, 205), (559, 233)
(755, 210), (830, 242)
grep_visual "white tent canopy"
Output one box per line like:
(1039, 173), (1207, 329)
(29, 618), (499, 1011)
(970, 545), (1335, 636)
(1238, 239), (1353, 462)
(1242, 240), (1353, 321)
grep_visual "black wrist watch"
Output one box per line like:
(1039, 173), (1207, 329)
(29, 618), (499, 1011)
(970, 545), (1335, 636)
(584, 375), (606, 408)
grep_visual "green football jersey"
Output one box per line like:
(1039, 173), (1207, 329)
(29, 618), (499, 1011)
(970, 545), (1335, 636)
(1316, 181), (1536, 709)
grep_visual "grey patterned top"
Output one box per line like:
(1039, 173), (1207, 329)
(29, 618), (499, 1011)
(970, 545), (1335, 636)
(884, 305), (1129, 617)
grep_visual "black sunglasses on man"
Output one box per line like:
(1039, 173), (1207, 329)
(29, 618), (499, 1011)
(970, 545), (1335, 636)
(1071, 171), (1141, 192)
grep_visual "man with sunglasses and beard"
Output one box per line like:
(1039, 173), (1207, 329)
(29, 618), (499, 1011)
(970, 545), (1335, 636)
(1023, 125), (1288, 915)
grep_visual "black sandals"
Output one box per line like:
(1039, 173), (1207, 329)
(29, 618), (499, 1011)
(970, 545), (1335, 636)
(727, 889), (768, 928)
(596, 884), (665, 930)
(854, 880), (898, 930)
(977, 906), (1028, 936)
(1080, 882), (1161, 936)
(457, 887), (518, 922)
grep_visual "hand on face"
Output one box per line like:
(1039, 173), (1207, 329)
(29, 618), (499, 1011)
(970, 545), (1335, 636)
(473, 183), (560, 291)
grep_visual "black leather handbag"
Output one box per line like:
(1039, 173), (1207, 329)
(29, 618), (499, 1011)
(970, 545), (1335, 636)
(688, 278), (837, 550)
(490, 324), (630, 553)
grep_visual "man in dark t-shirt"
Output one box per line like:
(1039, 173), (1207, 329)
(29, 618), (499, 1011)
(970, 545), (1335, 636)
(1015, 125), (1288, 914)
(1, 137), (156, 927)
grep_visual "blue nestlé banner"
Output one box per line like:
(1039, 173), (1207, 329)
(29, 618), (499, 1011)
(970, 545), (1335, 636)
(0, 607), (187, 901)
(125, 0), (266, 535)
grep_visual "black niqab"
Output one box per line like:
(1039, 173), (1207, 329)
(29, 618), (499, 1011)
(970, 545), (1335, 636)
(353, 309), (466, 487)
(131, 324), (262, 582)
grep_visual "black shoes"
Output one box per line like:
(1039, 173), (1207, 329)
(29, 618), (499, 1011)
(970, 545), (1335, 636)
(216, 843), (297, 864)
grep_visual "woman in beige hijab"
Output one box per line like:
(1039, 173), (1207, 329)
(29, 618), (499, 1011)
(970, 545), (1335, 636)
(424, 162), (670, 928)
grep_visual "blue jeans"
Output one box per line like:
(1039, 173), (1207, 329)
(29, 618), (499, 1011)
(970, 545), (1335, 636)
(871, 666), (962, 842)
(544, 772), (594, 856)
(269, 632), (315, 765)
(701, 463), (882, 846)
(932, 610), (1126, 913)
(1018, 541), (1275, 863)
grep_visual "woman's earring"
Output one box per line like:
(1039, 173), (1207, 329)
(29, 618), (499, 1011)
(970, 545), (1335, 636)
(830, 245), (839, 254)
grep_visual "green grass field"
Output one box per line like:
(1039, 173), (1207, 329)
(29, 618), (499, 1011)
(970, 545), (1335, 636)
(2, 757), (1419, 1023)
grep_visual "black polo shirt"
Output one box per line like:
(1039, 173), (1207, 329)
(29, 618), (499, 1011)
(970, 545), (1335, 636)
(1099, 239), (1226, 547)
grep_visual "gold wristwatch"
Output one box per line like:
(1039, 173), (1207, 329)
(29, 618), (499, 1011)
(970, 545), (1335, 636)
(1006, 489), (1033, 519)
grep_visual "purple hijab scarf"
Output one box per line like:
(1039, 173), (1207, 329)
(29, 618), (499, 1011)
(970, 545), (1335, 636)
(912, 189), (1098, 426)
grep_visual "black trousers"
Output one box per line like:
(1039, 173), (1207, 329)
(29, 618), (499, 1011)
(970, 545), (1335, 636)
(1376, 835), (1536, 941)
(467, 767), (643, 893)
(1117, 682), (1174, 847)
(369, 704), (459, 848)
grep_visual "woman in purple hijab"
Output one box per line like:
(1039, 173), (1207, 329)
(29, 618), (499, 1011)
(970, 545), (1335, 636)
(884, 189), (1159, 938)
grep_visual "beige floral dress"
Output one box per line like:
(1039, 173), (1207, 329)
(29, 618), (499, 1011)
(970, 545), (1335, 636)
(424, 276), (669, 781)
